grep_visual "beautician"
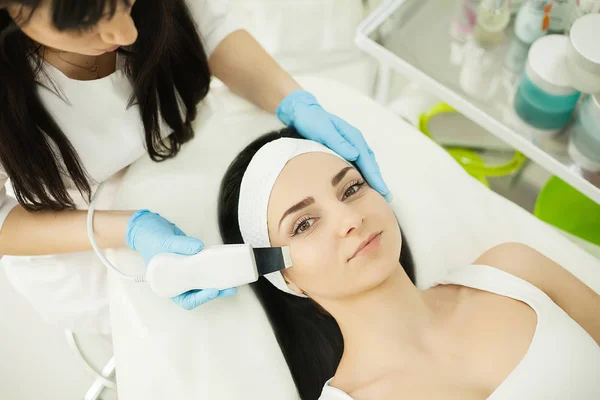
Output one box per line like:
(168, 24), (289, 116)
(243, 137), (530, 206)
(0, 0), (390, 321)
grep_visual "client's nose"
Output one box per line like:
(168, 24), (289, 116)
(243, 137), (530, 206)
(337, 205), (364, 238)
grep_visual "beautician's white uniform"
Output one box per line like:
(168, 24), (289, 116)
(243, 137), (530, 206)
(320, 265), (600, 399)
(0, 0), (240, 334)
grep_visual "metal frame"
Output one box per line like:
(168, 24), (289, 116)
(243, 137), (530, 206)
(355, 0), (600, 205)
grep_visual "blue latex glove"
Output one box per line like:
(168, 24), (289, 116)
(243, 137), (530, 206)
(276, 90), (392, 201)
(126, 210), (237, 310)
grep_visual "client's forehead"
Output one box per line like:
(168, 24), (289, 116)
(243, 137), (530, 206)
(268, 153), (352, 215)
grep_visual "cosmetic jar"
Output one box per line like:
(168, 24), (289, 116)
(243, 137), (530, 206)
(514, 35), (581, 134)
(566, 14), (600, 94)
(568, 94), (600, 172)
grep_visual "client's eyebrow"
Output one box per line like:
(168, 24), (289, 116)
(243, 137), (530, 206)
(277, 167), (354, 230)
(279, 197), (315, 230)
(331, 166), (353, 187)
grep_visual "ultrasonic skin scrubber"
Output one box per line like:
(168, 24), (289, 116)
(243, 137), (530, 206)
(146, 245), (292, 297)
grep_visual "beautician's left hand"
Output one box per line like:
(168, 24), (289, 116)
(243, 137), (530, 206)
(276, 90), (391, 201)
(126, 210), (237, 310)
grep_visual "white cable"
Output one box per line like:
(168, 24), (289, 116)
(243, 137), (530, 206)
(87, 181), (146, 283)
(64, 329), (117, 391)
(84, 357), (116, 400)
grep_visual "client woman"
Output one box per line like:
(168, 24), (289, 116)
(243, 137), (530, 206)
(218, 128), (600, 400)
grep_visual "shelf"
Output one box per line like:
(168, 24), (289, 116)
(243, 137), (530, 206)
(356, 0), (600, 205)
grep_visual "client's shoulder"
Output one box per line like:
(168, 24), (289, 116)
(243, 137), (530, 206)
(474, 243), (600, 345)
(472, 242), (592, 306)
(474, 242), (551, 283)
(475, 242), (541, 264)
(473, 242), (550, 291)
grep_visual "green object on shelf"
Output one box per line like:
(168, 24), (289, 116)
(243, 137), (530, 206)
(418, 103), (527, 187)
(534, 176), (600, 247)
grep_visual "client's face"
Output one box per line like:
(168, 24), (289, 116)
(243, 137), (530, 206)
(267, 152), (402, 300)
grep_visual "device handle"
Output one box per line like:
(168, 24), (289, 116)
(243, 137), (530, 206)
(146, 245), (258, 298)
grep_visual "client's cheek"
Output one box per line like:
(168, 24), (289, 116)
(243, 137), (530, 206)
(302, 249), (323, 269)
(288, 245), (327, 281)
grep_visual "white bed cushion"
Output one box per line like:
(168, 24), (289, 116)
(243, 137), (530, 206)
(107, 77), (600, 400)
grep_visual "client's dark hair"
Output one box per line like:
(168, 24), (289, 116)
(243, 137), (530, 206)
(218, 127), (416, 400)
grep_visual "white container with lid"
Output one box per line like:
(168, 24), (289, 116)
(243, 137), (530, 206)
(526, 36), (576, 96)
(513, 35), (581, 135)
(566, 14), (600, 94)
(568, 94), (600, 172)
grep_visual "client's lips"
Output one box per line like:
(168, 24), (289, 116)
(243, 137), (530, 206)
(348, 232), (382, 261)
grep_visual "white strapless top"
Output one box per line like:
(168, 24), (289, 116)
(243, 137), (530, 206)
(319, 265), (600, 399)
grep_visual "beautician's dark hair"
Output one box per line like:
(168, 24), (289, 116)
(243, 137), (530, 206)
(0, 0), (210, 210)
(218, 127), (416, 400)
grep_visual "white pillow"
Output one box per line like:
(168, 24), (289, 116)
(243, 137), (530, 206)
(108, 77), (600, 400)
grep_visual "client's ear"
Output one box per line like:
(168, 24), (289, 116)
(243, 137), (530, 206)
(283, 272), (306, 296)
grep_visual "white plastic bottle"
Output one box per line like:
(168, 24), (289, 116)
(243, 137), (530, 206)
(514, 0), (553, 44)
(474, 0), (511, 45)
(549, 0), (576, 34)
(451, 0), (482, 41)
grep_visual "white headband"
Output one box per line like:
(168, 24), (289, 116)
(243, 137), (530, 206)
(238, 138), (345, 296)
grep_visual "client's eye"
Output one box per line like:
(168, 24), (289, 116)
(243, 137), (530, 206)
(291, 216), (316, 237)
(342, 179), (366, 200)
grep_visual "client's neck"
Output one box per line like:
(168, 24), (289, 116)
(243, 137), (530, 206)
(325, 266), (439, 385)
